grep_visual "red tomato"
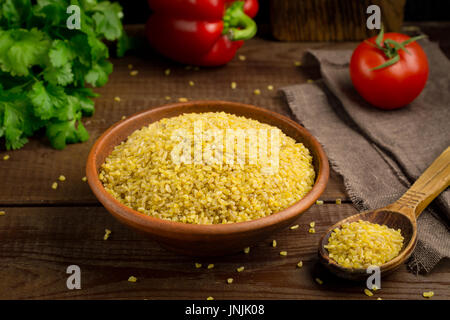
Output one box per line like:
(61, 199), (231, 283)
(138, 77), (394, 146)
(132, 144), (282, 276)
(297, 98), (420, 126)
(350, 33), (429, 110)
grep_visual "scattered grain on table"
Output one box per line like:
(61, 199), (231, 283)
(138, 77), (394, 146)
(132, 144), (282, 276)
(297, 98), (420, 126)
(178, 97), (188, 102)
(290, 224), (299, 230)
(272, 240), (277, 247)
(195, 263), (202, 269)
(315, 278), (323, 285)
(128, 276), (137, 282)
(165, 96), (171, 100)
(423, 291), (434, 298)
(206, 296), (214, 300)
(316, 200), (323, 205)
(51, 182), (58, 190)
(130, 70), (138, 76)
(309, 221), (315, 228)
(238, 55), (246, 61)
(244, 247), (250, 254)
(231, 81), (237, 89)
(297, 261), (303, 268)
(82, 176), (87, 182)
(267, 85), (274, 91)
(164, 68), (170, 76)
(127, 64), (133, 69)
(364, 289), (374, 297)
(189, 81), (195, 86)
(207, 264), (215, 269)
(104, 228), (111, 240)
(114, 96), (121, 102)
(253, 89), (261, 95)
(336, 198), (342, 205)
(0, 211), (5, 216)
(307, 79), (314, 83)
(279, 251), (287, 256)
(236, 266), (245, 272)
(309, 228), (316, 234)
(58, 175), (66, 182)
(294, 61), (302, 66)
(227, 278), (234, 284)
(3, 155), (10, 160)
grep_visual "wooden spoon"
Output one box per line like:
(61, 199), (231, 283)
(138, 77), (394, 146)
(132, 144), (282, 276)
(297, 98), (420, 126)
(319, 146), (450, 280)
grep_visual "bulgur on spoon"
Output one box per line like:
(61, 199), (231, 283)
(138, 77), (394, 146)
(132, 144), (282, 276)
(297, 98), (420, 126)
(319, 147), (450, 280)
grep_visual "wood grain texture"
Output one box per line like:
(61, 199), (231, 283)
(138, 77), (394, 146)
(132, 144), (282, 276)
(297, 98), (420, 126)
(0, 204), (448, 300)
(270, 0), (406, 41)
(0, 38), (353, 205)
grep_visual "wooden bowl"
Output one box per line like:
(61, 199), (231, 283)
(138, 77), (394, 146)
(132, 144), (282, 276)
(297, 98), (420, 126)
(86, 101), (329, 256)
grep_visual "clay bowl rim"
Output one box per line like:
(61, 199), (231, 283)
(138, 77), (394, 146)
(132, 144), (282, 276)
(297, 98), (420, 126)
(86, 100), (329, 236)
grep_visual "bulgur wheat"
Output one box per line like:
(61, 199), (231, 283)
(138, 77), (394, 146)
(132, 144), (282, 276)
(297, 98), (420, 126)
(100, 112), (315, 224)
(325, 220), (404, 269)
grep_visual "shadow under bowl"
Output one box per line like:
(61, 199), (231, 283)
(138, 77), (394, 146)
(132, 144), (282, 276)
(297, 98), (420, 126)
(86, 100), (329, 256)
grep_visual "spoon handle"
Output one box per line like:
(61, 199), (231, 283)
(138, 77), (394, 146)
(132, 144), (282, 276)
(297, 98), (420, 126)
(389, 146), (450, 218)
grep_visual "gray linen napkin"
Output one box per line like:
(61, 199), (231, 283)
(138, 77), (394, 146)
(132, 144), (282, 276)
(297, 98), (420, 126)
(281, 39), (450, 273)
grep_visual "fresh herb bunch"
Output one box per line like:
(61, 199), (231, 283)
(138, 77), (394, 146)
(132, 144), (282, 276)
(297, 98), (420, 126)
(0, 0), (128, 150)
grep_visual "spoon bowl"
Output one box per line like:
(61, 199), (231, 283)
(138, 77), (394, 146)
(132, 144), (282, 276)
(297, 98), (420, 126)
(319, 146), (450, 280)
(319, 209), (417, 280)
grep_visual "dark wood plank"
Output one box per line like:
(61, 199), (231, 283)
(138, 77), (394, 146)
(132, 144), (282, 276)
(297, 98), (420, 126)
(0, 38), (353, 205)
(270, 0), (406, 41)
(0, 204), (448, 300)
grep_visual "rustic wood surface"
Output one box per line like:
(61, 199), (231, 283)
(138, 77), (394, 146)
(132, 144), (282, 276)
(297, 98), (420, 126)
(270, 0), (406, 41)
(0, 33), (448, 300)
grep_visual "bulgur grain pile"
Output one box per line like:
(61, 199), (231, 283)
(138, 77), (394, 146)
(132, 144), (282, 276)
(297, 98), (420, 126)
(100, 112), (315, 224)
(325, 220), (404, 269)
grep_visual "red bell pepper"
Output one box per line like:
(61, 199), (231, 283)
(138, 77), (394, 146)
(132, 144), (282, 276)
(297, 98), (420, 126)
(146, 0), (259, 66)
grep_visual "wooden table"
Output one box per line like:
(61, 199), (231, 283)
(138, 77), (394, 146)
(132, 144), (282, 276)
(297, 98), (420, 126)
(1, 28), (449, 300)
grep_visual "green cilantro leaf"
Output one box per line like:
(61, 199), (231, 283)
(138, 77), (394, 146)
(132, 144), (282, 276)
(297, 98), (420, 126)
(43, 63), (74, 86)
(0, 92), (40, 150)
(69, 33), (92, 66)
(79, 0), (99, 11)
(46, 118), (89, 150)
(28, 81), (68, 120)
(84, 59), (113, 87)
(91, 1), (123, 41)
(0, 0), (127, 150)
(66, 87), (98, 116)
(87, 33), (109, 61)
(0, 28), (50, 76)
(48, 39), (76, 67)
(1, 0), (32, 28)
(32, 0), (68, 28)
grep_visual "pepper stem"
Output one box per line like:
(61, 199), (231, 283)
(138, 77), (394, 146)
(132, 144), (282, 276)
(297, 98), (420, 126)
(222, 1), (257, 41)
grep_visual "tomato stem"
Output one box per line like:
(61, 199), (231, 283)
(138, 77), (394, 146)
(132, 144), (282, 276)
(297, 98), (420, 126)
(371, 26), (426, 70)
